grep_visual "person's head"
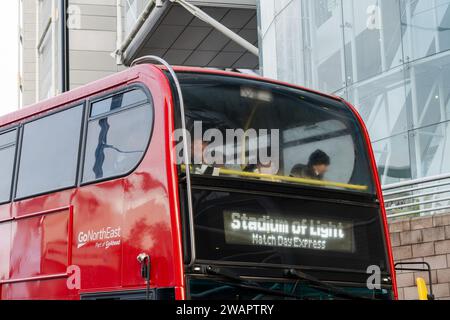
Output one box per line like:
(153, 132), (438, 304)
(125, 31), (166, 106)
(308, 149), (330, 176)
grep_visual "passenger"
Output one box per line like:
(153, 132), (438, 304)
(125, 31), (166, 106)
(290, 149), (330, 180)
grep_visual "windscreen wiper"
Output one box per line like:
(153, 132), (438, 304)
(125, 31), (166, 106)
(285, 268), (376, 300)
(205, 266), (302, 300)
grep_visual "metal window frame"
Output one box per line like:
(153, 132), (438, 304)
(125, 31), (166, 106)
(0, 128), (19, 205)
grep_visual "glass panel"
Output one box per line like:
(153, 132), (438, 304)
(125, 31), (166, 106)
(301, 0), (346, 93)
(409, 121), (450, 178)
(90, 89), (149, 117)
(401, 0), (450, 62)
(259, 13), (278, 79)
(343, 0), (403, 84)
(347, 68), (409, 141)
(373, 133), (412, 185)
(404, 50), (450, 129)
(436, 0), (450, 52)
(258, 0), (450, 193)
(0, 130), (16, 203)
(273, 0), (304, 85)
(0, 130), (16, 146)
(16, 106), (83, 198)
(179, 73), (375, 194)
(83, 104), (153, 182)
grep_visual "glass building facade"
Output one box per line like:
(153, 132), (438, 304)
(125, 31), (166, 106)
(258, 0), (450, 186)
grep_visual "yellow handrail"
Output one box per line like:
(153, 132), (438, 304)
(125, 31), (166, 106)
(416, 277), (429, 300)
(181, 165), (368, 191)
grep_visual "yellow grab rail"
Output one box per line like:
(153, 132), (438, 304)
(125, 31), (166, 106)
(416, 277), (429, 300)
(181, 165), (368, 191)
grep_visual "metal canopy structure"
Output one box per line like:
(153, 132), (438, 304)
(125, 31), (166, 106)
(121, 0), (259, 69)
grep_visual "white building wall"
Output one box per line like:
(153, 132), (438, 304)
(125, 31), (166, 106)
(19, 0), (123, 106)
(69, 0), (124, 89)
(20, 0), (37, 107)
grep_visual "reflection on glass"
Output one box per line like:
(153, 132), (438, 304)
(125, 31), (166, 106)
(373, 133), (412, 184)
(304, 0), (346, 92)
(83, 104), (152, 182)
(16, 106), (83, 198)
(343, 0), (403, 83)
(0, 130), (16, 146)
(404, 51), (450, 129)
(401, 0), (450, 62)
(347, 68), (409, 141)
(256, 0), (450, 187)
(90, 89), (148, 117)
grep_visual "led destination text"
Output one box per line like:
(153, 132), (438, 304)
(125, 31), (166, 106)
(224, 211), (353, 252)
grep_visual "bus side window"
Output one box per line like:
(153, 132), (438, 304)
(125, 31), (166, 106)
(16, 105), (83, 199)
(82, 88), (153, 183)
(0, 130), (17, 203)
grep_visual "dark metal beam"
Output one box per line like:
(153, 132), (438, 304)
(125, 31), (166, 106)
(59, 0), (69, 93)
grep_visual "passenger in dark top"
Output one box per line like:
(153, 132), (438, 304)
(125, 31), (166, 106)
(290, 149), (330, 180)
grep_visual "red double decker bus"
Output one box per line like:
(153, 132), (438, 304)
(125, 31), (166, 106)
(0, 58), (397, 300)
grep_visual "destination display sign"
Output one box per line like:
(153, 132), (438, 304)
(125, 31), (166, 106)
(223, 211), (354, 253)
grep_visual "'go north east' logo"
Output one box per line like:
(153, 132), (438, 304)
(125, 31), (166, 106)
(77, 226), (121, 250)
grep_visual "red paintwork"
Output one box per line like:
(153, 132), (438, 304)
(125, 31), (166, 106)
(343, 100), (398, 300)
(0, 65), (396, 300)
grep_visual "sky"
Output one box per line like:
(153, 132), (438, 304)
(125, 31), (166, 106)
(0, 0), (19, 116)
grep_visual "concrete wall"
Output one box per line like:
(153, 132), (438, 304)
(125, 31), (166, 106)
(390, 213), (450, 300)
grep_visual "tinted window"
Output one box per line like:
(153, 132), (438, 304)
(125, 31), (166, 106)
(16, 105), (83, 198)
(82, 89), (152, 183)
(193, 189), (388, 272)
(0, 130), (16, 203)
(90, 89), (148, 117)
(0, 130), (16, 146)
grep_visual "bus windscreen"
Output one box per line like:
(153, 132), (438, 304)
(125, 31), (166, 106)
(177, 73), (375, 194)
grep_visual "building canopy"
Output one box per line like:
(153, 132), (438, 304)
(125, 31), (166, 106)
(122, 0), (258, 69)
